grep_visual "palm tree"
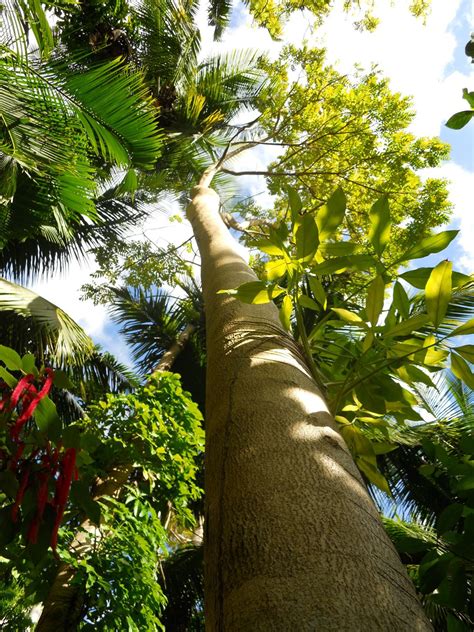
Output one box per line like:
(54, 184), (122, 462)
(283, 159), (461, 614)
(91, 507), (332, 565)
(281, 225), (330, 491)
(379, 375), (474, 631)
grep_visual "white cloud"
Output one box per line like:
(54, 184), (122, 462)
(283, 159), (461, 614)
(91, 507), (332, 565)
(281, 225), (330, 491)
(309, 0), (470, 136)
(419, 160), (474, 273)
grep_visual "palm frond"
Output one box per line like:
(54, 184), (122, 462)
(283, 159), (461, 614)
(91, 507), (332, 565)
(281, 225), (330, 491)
(108, 286), (188, 374)
(208, 0), (233, 39)
(0, 198), (148, 282)
(135, 0), (200, 90)
(160, 544), (204, 631)
(0, 277), (94, 364)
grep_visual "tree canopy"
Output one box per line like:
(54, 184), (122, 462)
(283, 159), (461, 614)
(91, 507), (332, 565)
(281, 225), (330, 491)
(0, 0), (472, 630)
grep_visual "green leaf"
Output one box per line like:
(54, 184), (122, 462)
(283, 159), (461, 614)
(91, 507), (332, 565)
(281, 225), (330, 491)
(0, 366), (17, 388)
(33, 396), (62, 440)
(316, 188), (346, 239)
(0, 470), (19, 498)
(368, 196), (391, 256)
(397, 365), (435, 388)
(400, 267), (470, 289)
(436, 504), (464, 535)
(356, 456), (391, 494)
(463, 88), (474, 107)
(20, 0), (54, 58)
(372, 442), (398, 455)
(319, 241), (357, 257)
(0, 345), (23, 371)
(295, 214), (319, 262)
(53, 369), (73, 390)
(446, 110), (474, 129)
(279, 295), (293, 331)
(341, 425), (375, 457)
(311, 254), (377, 275)
(455, 345), (474, 363)
(254, 239), (286, 256)
(286, 185), (302, 225)
(62, 424), (82, 449)
(298, 295), (320, 311)
(392, 281), (410, 319)
(401, 230), (459, 261)
(264, 259), (287, 281)
(384, 314), (430, 337)
(218, 281), (284, 304)
(425, 260), (452, 327)
(331, 308), (364, 323)
(21, 353), (36, 374)
(448, 318), (474, 337)
(0, 506), (17, 547)
(447, 613), (470, 632)
(308, 276), (327, 308)
(70, 480), (101, 526)
(451, 352), (474, 389)
(366, 275), (385, 327)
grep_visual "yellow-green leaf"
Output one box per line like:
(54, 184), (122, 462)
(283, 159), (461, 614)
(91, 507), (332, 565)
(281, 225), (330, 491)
(421, 335), (448, 366)
(448, 318), (474, 337)
(455, 345), (474, 363)
(298, 294), (320, 311)
(362, 331), (374, 352)
(316, 188), (346, 239)
(218, 282), (284, 304)
(366, 275), (385, 326)
(392, 281), (410, 319)
(295, 214), (319, 262)
(308, 275), (327, 308)
(368, 196), (391, 256)
(254, 240), (286, 256)
(264, 259), (287, 281)
(401, 230), (459, 262)
(356, 456), (391, 494)
(400, 267), (470, 290)
(384, 314), (430, 338)
(286, 185), (302, 226)
(341, 425), (374, 457)
(451, 352), (474, 389)
(425, 260), (452, 327)
(331, 308), (364, 324)
(279, 295), (293, 330)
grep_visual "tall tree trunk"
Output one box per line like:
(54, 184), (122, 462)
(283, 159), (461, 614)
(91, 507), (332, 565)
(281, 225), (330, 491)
(35, 324), (196, 631)
(186, 183), (432, 631)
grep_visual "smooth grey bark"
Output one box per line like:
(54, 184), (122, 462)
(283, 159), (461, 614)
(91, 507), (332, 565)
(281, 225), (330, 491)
(186, 184), (432, 631)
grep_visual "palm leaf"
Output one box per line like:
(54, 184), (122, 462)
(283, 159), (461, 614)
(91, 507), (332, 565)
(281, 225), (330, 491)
(159, 544), (204, 631)
(208, 0), (233, 39)
(135, 0), (200, 91)
(0, 277), (94, 364)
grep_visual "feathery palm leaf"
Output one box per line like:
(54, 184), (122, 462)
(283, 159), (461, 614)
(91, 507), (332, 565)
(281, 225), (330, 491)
(208, 0), (233, 39)
(0, 276), (94, 364)
(1, 198), (148, 282)
(160, 544), (204, 631)
(108, 286), (191, 372)
(377, 375), (474, 524)
(135, 0), (200, 91)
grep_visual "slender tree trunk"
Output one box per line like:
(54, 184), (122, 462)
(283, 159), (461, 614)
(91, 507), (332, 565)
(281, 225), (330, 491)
(186, 183), (432, 631)
(35, 325), (196, 631)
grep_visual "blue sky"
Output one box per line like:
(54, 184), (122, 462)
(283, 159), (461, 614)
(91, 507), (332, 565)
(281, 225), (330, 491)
(31, 0), (473, 369)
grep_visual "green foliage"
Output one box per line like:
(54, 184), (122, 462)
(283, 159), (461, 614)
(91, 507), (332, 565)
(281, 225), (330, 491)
(225, 186), (473, 496)
(83, 372), (204, 522)
(63, 492), (168, 631)
(0, 342), (204, 629)
(446, 89), (474, 130)
(250, 46), (451, 265)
